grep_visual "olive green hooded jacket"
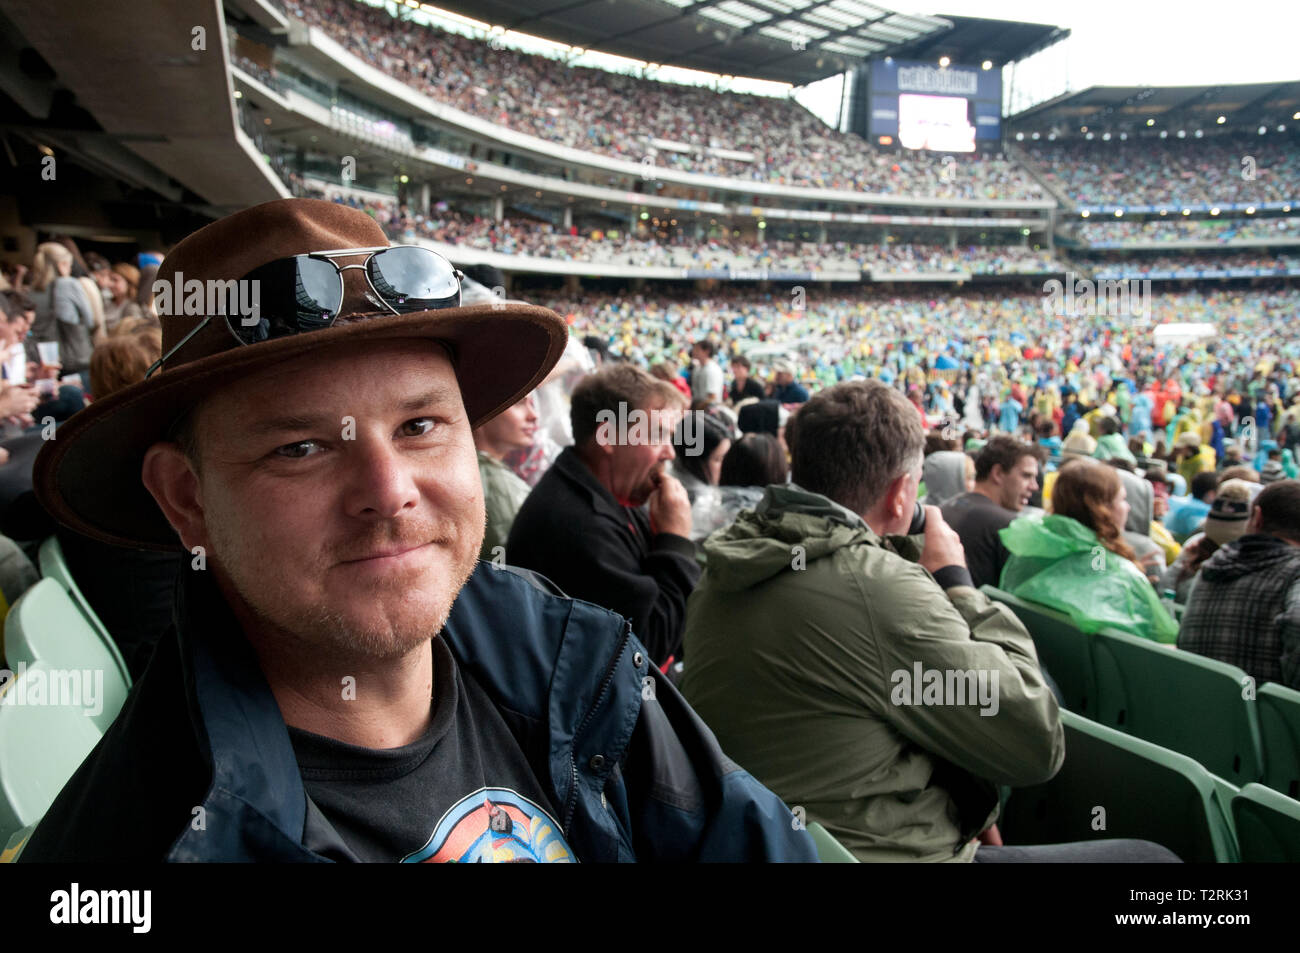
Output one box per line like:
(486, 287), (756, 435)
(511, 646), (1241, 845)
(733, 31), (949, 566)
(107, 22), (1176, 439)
(680, 484), (1064, 862)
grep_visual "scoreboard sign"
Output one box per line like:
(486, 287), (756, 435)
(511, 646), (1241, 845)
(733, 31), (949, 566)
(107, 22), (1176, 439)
(866, 59), (1003, 151)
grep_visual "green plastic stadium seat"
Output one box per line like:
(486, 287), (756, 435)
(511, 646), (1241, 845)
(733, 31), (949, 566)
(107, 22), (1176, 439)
(1231, 783), (1300, 862)
(999, 710), (1238, 863)
(1090, 627), (1262, 785)
(980, 585), (1095, 715)
(1256, 682), (1300, 800)
(3, 579), (130, 733)
(0, 661), (103, 846)
(38, 537), (131, 691)
(806, 822), (859, 863)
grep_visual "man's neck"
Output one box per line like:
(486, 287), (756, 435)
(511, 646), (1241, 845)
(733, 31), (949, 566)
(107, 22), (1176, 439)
(971, 482), (1004, 507)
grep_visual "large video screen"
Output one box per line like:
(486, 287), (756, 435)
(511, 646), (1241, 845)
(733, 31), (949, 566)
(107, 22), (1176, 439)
(865, 59), (1003, 149)
(897, 93), (976, 153)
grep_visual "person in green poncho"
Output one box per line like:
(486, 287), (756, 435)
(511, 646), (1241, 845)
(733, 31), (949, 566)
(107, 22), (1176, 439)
(999, 458), (1179, 643)
(474, 392), (538, 561)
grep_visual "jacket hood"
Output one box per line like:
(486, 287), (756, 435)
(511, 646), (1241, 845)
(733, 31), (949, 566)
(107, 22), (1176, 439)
(922, 451), (969, 507)
(1201, 533), (1300, 583)
(1000, 512), (1100, 559)
(1116, 467), (1153, 533)
(700, 483), (877, 591)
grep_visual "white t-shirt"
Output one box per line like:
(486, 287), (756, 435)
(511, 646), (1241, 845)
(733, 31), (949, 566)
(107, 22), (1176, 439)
(692, 360), (724, 403)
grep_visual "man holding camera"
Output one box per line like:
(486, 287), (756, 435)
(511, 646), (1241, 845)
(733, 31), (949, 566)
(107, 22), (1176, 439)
(681, 381), (1178, 862)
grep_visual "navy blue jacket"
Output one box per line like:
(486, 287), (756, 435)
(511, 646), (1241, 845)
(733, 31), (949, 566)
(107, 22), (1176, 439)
(20, 561), (815, 862)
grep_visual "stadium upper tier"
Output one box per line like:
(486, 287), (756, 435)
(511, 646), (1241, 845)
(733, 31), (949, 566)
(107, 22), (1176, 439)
(282, 0), (1046, 201)
(1073, 216), (1300, 247)
(1025, 139), (1300, 210)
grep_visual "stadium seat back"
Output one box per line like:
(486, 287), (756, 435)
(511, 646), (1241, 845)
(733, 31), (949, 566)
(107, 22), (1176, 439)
(1090, 627), (1262, 784)
(980, 585), (1094, 715)
(1256, 682), (1300, 800)
(3, 579), (130, 732)
(999, 710), (1237, 863)
(1231, 783), (1300, 862)
(806, 822), (859, 863)
(0, 661), (103, 845)
(0, 824), (36, 863)
(38, 537), (131, 690)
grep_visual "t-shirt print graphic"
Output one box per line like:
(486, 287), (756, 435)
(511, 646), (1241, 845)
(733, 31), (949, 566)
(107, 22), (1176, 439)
(401, 787), (576, 862)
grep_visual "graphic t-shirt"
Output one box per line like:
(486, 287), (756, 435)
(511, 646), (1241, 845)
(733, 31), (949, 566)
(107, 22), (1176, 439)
(288, 637), (575, 863)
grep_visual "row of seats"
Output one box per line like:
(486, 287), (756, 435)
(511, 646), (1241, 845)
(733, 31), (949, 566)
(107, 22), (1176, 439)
(982, 584), (1300, 794)
(0, 538), (133, 855)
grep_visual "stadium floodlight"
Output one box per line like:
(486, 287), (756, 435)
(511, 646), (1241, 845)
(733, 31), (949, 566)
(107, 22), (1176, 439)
(1176, 130), (1186, 138)
(1246, 207), (1256, 214)
(1293, 111), (1300, 119)
(1080, 126), (1088, 132)
(758, 221), (767, 229)
(939, 56), (950, 67)
(1259, 126), (1267, 135)
(1085, 132), (1094, 140)
(1182, 209), (1191, 215)
(234, 91), (242, 100)
(982, 60), (992, 70)
(1145, 118), (1154, 126)
(1102, 132), (1111, 141)
(1033, 132), (1042, 140)
(1211, 208), (1220, 215)
(1080, 210), (1090, 218)
(1114, 209), (1123, 217)
(1194, 130), (1203, 137)
(1159, 130), (1168, 138)
(1216, 116), (1226, 124)
(399, 174), (409, 184)
(1279, 125), (1287, 132)
(1015, 132), (1024, 141)
(1285, 206), (1293, 213)
(1120, 133), (1128, 140)
(1160, 209), (1168, 215)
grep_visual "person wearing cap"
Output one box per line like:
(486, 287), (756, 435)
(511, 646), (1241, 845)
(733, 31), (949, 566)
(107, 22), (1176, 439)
(1179, 480), (1300, 690)
(1158, 480), (1254, 604)
(17, 199), (814, 863)
(769, 359), (808, 404)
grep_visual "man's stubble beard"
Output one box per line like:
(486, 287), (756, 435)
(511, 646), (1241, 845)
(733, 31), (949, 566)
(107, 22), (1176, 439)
(207, 514), (481, 665)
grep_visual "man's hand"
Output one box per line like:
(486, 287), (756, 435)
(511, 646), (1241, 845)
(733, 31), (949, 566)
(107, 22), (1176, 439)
(648, 470), (693, 539)
(918, 506), (967, 575)
(29, 360), (61, 382)
(0, 384), (40, 419)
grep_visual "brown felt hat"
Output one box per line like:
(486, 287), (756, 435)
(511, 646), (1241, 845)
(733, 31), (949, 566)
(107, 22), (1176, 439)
(34, 198), (568, 550)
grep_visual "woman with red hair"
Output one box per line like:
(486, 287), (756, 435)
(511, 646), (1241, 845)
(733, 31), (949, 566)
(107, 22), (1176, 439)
(998, 458), (1179, 642)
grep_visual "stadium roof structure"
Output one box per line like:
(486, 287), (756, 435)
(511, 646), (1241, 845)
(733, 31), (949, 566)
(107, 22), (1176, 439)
(1008, 81), (1300, 140)
(424, 1), (1065, 86)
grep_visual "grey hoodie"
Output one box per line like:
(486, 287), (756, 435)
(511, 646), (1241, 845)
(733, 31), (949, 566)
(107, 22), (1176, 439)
(922, 451), (969, 508)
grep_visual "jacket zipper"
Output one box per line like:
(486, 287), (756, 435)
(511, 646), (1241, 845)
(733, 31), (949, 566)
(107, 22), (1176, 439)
(564, 619), (634, 831)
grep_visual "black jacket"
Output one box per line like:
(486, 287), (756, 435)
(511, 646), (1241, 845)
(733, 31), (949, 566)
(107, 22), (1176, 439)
(19, 561), (815, 862)
(506, 447), (701, 665)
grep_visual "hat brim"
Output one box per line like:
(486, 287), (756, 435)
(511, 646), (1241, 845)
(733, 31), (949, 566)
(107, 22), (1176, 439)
(34, 302), (568, 551)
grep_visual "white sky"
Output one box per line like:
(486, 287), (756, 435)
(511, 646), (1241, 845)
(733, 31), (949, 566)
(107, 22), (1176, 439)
(385, 0), (1300, 127)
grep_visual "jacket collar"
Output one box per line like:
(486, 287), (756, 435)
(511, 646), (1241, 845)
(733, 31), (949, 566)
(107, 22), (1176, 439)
(552, 445), (630, 520)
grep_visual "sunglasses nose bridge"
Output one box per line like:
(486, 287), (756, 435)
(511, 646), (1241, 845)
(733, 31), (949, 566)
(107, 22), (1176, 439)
(338, 262), (383, 315)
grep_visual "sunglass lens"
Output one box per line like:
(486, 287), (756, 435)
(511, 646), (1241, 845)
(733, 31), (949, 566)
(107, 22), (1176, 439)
(234, 256), (341, 344)
(367, 247), (460, 313)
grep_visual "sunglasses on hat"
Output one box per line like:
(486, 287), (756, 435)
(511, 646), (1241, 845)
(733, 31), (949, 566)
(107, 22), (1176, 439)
(146, 245), (464, 379)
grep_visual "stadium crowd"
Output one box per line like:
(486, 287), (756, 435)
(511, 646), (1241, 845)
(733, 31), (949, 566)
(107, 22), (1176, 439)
(1075, 215), (1300, 245)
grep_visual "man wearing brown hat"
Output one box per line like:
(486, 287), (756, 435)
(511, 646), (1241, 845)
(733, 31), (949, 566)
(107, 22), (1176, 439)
(18, 199), (814, 863)
(1179, 479), (1300, 690)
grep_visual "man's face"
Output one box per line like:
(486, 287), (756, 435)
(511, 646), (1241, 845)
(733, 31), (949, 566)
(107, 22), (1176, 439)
(604, 398), (681, 505)
(731, 362), (747, 383)
(996, 454), (1040, 511)
(176, 339), (483, 661)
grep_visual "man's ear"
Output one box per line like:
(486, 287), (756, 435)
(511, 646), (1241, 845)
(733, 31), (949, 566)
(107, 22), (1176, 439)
(1246, 507), (1263, 534)
(888, 471), (910, 522)
(141, 442), (208, 553)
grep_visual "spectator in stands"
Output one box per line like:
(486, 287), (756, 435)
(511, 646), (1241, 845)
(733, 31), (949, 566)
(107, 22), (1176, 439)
(1159, 479), (1255, 604)
(672, 410), (732, 502)
(104, 263), (145, 330)
(1094, 416), (1136, 464)
(680, 380), (1179, 862)
(648, 361), (691, 400)
(1179, 480), (1300, 689)
(1000, 458), (1179, 643)
(729, 354), (765, 405)
(690, 339), (724, 404)
(1173, 431), (1216, 489)
(1262, 448), (1286, 484)
(1167, 471), (1219, 543)
(19, 199), (812, 863)
(921, 450), (972, 508)
(719, 432), (787, 489)
(942, 437), (1045, 589)
(473, 391), (537, 561)
(507, 363), (699, 666)
(26, 242), (97, 380)
(769, 359), (808, 404)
